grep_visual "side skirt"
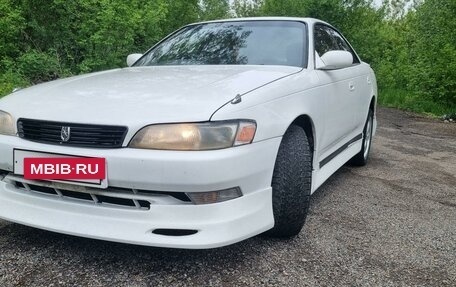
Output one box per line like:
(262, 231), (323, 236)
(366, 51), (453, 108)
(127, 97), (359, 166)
(311, 134), (363, 194)
(319, 134), (363, 169)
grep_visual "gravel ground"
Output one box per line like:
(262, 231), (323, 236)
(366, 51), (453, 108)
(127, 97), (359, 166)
(0, 107), (455, 286)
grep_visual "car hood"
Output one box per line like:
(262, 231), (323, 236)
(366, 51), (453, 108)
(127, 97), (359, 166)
(0, 65), (300, 128)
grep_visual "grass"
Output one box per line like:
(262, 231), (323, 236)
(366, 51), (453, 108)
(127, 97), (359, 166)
(378, 88), (456, 118)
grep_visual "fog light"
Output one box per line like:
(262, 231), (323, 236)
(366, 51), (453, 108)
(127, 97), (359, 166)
(186, 187), (242, 205)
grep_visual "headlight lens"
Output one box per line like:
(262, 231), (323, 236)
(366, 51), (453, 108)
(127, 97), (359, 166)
(0, 110), (15, 136)
(129, 120), (256, 150)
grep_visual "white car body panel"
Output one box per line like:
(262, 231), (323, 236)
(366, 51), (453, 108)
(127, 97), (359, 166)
(0, 177), (274, 249)
(0, 17), (377, 248)
(1, 65), (300, 142)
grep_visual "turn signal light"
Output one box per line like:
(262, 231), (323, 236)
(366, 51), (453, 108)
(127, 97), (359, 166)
(235, 122), (256, 146)
(186, 187), (242, 205)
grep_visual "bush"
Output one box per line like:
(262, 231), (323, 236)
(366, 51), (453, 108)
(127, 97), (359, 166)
(409, 0), (456, 106)
(0, 71), (29, 98)
(17, 50), (63, 83)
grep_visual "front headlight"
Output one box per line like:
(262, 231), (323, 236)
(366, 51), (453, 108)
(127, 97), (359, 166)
(129, 120), (256, 150)
(0, 110), (15, 136)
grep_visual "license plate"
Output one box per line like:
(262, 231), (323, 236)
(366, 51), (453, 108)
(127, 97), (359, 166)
(14, 149), (107, 187)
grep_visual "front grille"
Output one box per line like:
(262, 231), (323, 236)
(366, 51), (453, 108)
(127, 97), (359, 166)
(17, 118), (128, 148)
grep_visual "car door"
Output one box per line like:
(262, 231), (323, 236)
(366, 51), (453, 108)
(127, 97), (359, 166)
(328, 27), (370, 131)
(313, 24), (364, 157)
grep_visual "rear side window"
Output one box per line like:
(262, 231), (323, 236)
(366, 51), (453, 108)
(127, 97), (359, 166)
(314, 25), (360, 64)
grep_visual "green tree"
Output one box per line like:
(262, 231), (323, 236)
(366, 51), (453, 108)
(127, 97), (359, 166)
(262, 0), (306, 16)
(233, 0), (263, 17)
(0, 0), (25, 70)
(410, 0), (456, 105)
(0, 0), (454, 114)
(199, 0), (231, 20)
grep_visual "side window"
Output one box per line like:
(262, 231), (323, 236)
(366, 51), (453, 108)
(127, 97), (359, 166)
(326, 27), (360, 64)
(314, 25), (360, 64)
(314, 26), (338, 56)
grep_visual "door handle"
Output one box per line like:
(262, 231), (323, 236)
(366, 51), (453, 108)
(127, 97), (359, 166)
(349, 82), (355, 91)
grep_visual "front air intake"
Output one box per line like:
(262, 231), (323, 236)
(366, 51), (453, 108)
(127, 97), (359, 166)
(152, 229), (199, 236)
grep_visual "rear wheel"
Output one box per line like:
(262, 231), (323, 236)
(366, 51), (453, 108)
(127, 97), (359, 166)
(349, 109), (374, 166)
(266, 125), (312, 237)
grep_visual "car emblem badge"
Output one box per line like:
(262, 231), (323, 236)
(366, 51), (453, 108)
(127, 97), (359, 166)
(61, 126), (71, 142)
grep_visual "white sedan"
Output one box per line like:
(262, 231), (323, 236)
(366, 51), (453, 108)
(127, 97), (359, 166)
(0, 17), (377, 249)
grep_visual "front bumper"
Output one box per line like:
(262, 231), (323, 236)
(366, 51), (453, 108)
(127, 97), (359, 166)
(0, 135), (281, 248)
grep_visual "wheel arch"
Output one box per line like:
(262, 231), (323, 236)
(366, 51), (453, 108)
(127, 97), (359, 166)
(289, 114), (316, 167)
(369, 96), (376, 113)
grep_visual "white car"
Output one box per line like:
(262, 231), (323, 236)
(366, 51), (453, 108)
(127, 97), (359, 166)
(0, 17), (377, 249)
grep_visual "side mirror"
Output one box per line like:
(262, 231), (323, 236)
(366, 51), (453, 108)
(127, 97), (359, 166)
(316, 50), (353, 70)
(126, 53), (143, 67)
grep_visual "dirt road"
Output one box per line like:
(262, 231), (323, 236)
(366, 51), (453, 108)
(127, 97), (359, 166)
(0, 107), (455, 286)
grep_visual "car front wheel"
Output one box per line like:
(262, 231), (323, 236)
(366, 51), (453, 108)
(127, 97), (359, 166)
(266, 125), (312, 237)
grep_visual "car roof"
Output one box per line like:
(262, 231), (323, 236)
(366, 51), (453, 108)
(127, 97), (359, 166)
(191, 17), (331, 27)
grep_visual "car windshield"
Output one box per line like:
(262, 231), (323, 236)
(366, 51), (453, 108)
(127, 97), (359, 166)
(135, 21), (307, 68)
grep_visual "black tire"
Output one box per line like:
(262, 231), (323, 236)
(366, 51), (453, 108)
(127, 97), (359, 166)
(266, 125), (312, 237)
(349, 109), (374, 166)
